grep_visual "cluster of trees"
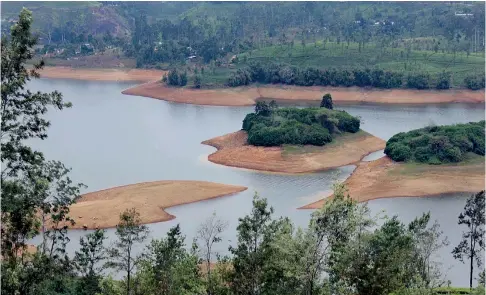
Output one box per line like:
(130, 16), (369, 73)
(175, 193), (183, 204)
(227, 62), (404, 88)
(242, 99), (360, 147)
(164, 69), (188, 87)
(464, 74), (486, 90)
(384, 121), (485, 164)
(227, 62), (485, 90)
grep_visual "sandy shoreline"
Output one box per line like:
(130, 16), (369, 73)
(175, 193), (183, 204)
(62, 180), (247, 230)
(36, 66), (485, 106)
(300, 156), (485, 209)
(124, 81), (485, 106)
(38, 66), (166, 82)
(202, 130), (386, 173)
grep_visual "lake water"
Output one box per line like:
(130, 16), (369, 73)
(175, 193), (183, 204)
(28, 79), (485, 286)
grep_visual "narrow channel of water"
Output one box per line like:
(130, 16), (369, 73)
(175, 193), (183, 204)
(28, 79), (485, 286)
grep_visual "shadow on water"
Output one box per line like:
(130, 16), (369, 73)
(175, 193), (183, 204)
(27, 79), (485, 286)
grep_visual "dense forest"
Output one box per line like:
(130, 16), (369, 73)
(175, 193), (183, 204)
(1, 7), (486, 295)
(384, 121), (485, 164)
(1, 1), (485, 88)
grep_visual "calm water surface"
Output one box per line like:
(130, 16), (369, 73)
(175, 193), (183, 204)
(28, 79), (485, 285)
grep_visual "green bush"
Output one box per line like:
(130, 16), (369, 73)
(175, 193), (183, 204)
(385, 143), (412, 161)
(464, 74), (485, 90)
(406, 72), (431, 89)
(436, 71), (451, 90)
(385, 121), (485, 164)
(242, 106), (360, 147)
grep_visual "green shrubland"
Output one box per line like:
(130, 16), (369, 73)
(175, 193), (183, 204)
(385, 121), (485, 164)
(242, 101), (360, 147)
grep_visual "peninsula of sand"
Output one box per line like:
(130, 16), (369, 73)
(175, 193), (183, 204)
(123, 81), (485, 106)
(63, 180), (247, 230)
(38, 66), (166, 82)
(202, 130), (385, 173)
(300, 155), (485, 209)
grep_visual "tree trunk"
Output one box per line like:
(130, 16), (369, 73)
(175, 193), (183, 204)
(469, 234), (474, 290)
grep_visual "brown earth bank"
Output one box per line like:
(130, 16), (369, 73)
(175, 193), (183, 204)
(59, 181), (247, 230)
(299, 156), (485, 209)
(123, 82), (485, 106)
(201, 130), (386, 173)
(38, 66), (166, 82)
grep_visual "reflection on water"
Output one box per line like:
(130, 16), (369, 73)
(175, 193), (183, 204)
(27, 79), (485, 286)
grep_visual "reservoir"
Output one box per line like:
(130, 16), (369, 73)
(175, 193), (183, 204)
(29, 79), (485, 286)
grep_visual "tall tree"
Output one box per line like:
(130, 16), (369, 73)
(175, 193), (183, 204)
(452, 191), (485, 289)
(229, 193), (275, 295)
(1, 8), (82, 294)
(320, 93), (333, 109)
(196, 213), (228, 295)
(107, 208), (149, 295)
(136, 224), (203, 295)
(408, 212), (449, 288)
(74, 229), (108, 295)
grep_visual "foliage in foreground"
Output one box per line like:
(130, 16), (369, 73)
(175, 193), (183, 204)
(384, 121), (485, 164)
(242, 101), (360, 146)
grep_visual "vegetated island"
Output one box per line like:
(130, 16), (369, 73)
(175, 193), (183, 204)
(202, 98), (385, 173)
(63, 180), (247, 230)
(301, 121), (486, 209)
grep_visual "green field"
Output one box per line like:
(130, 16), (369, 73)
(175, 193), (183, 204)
(200, 40), (484, 88)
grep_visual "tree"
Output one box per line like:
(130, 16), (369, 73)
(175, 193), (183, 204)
(136, 224), (203, 295)
(254, 101), (271, 116)
(229, 193), (276, 295)
(408, 212), (449, 288)
(179, 71), (188, 86)
(320, 93), (333, 109)
(196, 213), (228, 295)
(452, 191), (485, 289)
(269, 100), (278, 111)
(436, 71), (451, 90)
(107, 208), (149, 295)
(1, 8), (82, 294)
(167, 69), (180, 86)
(74, 229), (108, 295)
(194, 74), (202, 89)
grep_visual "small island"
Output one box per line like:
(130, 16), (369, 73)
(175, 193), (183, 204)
(203, 97), (386, 173)
(63, 180), (247, 229)
(301, 121), (485, 208)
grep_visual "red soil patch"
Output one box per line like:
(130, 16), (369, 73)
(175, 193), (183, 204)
(38, 66), (166, 82)
(300, 156), (485, 209)
(123, 82), (485, 106)
(202, 130), (386, 173)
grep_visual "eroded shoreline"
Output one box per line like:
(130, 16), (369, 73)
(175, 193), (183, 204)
(37, 66), (485, 106)
(124, 81), (485, 106)
(38, 66), (166, 83)
(202, 130), (386, 173)
(63, 180), (247, 229)
(299, 156), (485, 209)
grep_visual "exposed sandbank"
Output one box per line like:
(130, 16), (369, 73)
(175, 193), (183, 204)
(202, 130), (386, 173)
(63, 180), (247, 230)
(300, 156), (485, 209)
(38, 66), (166, 82)
(123, 82), (485, 106)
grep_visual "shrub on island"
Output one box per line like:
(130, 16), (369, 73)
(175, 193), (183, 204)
(384, 121), (485, 164)
(242, 100), (360, 147)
